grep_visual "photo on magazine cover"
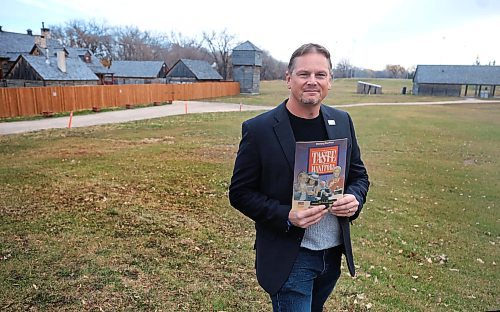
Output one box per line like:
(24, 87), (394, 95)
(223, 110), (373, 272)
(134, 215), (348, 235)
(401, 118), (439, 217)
(292, 138), (347, 211)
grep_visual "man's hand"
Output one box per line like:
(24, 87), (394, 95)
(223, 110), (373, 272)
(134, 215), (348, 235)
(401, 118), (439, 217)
(288, 205), (328, 228)
(329, 194), (359, 217)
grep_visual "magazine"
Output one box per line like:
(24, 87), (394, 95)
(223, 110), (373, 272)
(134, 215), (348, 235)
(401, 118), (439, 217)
(291, 138), (348, 211)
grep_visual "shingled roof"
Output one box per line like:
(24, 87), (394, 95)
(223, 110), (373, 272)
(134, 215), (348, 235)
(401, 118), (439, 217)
(233, 40), (262, 52)
(167, 59), (223, 80)
(108, 61), (166, 78)
(65, 48), (110, 75)
(413, 65), (500, 85)
(33, 46), (110, 75)
(8, 55), (98, 81)
(0, 30), (63, 60)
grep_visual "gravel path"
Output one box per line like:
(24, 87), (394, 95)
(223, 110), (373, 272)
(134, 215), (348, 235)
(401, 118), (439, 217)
(0, 101), (270, 135)
(0, 98), (498, 135)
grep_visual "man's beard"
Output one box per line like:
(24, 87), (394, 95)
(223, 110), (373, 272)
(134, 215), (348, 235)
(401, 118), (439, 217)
(300, 97), (320, 105)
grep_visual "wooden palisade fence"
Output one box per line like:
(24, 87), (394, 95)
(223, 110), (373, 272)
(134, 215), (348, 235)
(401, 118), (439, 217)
(0, 82), (240, 118)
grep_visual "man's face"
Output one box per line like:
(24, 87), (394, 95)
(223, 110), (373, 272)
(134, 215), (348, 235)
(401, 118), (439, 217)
(286, 52), (332, 106)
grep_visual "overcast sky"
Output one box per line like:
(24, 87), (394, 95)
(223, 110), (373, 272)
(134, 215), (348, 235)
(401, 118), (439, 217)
(1, 0), (499, 70)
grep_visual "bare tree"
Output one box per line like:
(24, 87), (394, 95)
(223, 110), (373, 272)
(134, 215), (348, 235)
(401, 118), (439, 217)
(50, 19), (114, 57)
(49, 19), (294, 81)
(385, 64), (407, 78)
(115, 26), (157, 60)
(202, 29), (237, 80)
(165, 32), (211, 67)
(334, 58), (354, 78)
(261, 50), (287, 80)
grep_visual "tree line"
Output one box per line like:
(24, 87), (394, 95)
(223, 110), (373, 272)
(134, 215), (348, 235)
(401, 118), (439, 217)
(49, 19), (287, 80)
(49, 19), (414, 81)
(333, 59), (415, 79)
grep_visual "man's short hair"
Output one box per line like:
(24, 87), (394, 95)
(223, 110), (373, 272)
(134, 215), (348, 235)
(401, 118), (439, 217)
(288, 43), (333, 76)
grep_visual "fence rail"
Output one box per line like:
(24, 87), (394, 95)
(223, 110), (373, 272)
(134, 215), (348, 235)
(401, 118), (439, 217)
(0, 82), (240, 118)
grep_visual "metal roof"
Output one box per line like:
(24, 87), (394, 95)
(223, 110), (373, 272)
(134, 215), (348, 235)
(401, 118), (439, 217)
(233, 40), (262, 52)
(413, 65), (500, 85)
(17, 55), (98, 81)
(108, 61), (165, 78)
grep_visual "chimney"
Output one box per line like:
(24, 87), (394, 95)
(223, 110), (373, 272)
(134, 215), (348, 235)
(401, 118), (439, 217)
(35, 35), (47, 49)
(41, 22), (51, 39)
(40, 36), (47, 49)
(57, 50), (66, 73)
(27, 29), (33, 36)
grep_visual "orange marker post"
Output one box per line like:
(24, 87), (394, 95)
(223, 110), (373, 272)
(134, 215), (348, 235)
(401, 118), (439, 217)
(68, 111), (73, 128)
(184, 102), (188, 114)
(240, 102), (242, 112)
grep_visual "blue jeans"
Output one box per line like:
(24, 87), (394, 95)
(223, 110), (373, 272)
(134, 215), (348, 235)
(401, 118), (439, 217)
(270, 245), (343, 312)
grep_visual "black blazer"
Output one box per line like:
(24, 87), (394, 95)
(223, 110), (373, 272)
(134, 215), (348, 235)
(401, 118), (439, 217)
(229, 101), (369, 295)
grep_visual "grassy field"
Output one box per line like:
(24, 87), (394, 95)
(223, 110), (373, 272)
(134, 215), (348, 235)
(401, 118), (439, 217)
(0, 90), (499, 311)
(209, 79), (467, 106)
(0, 79), (490, 123)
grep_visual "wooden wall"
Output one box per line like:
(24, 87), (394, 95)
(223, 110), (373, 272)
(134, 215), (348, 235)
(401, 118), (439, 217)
(0, 82), (240, 118)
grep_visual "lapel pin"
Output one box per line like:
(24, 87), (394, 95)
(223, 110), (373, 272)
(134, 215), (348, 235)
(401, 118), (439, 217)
(328, 119), (336, 126)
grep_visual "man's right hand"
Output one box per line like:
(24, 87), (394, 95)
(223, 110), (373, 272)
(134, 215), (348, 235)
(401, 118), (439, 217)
(288, 205), (328, 228)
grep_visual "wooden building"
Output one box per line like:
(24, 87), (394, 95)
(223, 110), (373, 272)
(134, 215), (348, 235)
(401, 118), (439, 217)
(413, 65), (500, 97)
(0, 25), (115, 86)
(6, 53), (99, 86)
(166, 59), (222, 83)
(31, 46), (113, 85)
(109, 61), (168, 84)
(232, 41), (262, 94)
(65, 47), (114, 85)
(0, 24), (63, 79)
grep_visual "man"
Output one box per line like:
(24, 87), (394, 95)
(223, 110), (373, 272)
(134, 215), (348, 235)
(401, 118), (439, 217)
(229, 43), (369, 311)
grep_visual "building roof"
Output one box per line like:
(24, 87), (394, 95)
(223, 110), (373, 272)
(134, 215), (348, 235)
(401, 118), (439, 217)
(13, 55), (98, 81)
(1, 52), (29, 60)
(167, 59), (223, 80)
(357, 81), (382, 88)
(413, 65), (500, 85)
(1, 28), (109, 78)
(85, 58), (111, 75)
(233, 40), (262, 52)
(0, 30), (63, 60)
(108, 60), (165, 78)
(64, 47), (91, 57)
(65, 48), (111, 75)
(32, 45), (111, 75)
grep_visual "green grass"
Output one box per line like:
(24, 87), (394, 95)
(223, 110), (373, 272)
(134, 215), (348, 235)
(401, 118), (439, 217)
(0, 91), (499, 311)
(211, 79), (469, 106)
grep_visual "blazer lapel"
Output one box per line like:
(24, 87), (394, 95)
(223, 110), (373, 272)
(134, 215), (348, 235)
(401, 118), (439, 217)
(273, 102), (295, 171)
(321, 105), (338, 140)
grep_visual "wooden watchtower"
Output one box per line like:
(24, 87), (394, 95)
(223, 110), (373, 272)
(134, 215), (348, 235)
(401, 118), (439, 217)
(231, 40), (262, 94)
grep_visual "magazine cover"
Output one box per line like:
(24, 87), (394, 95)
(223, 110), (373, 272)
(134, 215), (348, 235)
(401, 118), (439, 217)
(291, 138), (348, 211)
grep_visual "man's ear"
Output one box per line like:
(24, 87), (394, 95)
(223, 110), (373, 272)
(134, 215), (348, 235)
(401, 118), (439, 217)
(285, 71), (291, 89)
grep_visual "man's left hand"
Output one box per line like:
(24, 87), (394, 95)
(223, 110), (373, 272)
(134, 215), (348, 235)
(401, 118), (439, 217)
(329, 194), (359, 217)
